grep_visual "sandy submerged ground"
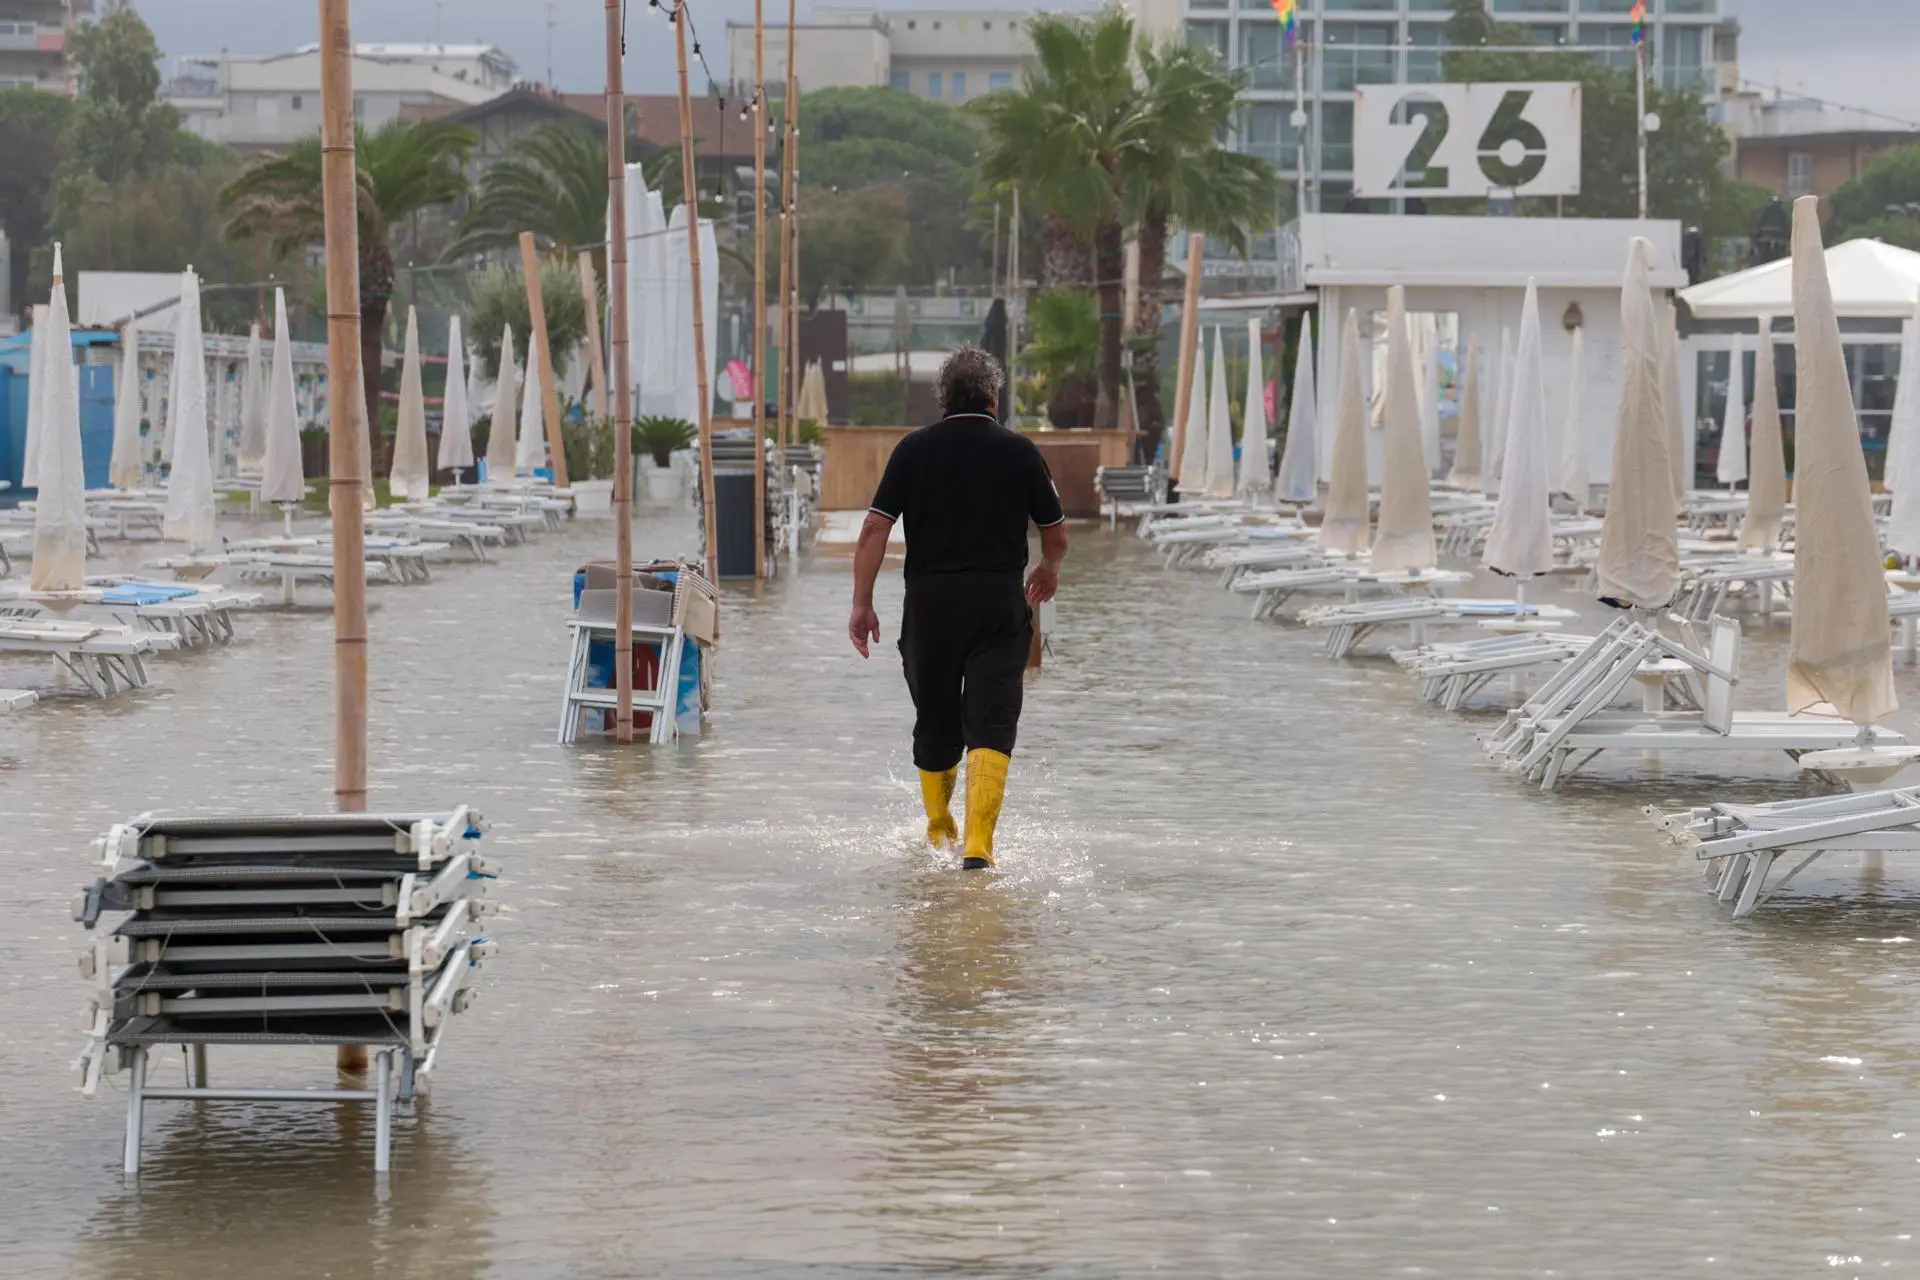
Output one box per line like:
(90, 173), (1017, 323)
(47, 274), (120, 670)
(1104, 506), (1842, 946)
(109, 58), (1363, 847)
(0, 510), (1918, 1277)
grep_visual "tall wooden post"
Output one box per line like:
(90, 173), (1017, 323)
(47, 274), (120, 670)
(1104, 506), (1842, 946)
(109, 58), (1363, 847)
(320, 0), (369, 1072)
(776, 0), (797, 454)
(675, 6), (718, 571)
(1168, 232), (1204, 486)
(578, 250), (608, 422)
(605, 0), (634, 743)
(751, 0), (768, 577)
(519, 231), (570, 487)
(785, 79), (802, 449)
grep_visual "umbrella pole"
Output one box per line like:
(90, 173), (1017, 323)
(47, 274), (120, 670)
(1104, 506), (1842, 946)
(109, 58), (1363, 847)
(606, 0), (635, 744)
(319, 0), (370, 1072)
(674, 5), (718, 573)
(751, 0), (767, 579)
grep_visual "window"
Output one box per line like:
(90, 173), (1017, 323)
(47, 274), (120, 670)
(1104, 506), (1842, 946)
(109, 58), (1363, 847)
(932, 20), (941, 29)
(890, 70), (909, 91)
(989, 71), (1013, 90)
(927, 72), (942, 98)
(1492, 0), (1569, 11)
(1406, 0), (1454, 9)
(291, 94), (303, 110)
(1244, 101), (1304, 170)
(1320, 100), (1355, 172)
(1186, 20), (1229, 60)
(1241, 21), (1297, 90)
(983, 20), (992, 29)
(1661, 23), (1707, 91)
(1578, 23), (1636, 71)
(1321, 23), (1396, 91)
(1324, 0), (1396, 10)
(1525, 23), (1567, 44)
(1666, 0), (1715, 12)
(1407, 23), (1445, 82)
(951, 71), (966, 98)
(1787, 151), (1814, 198)
(906, 19), (916, 28)
(1581, 0), (1638, 12)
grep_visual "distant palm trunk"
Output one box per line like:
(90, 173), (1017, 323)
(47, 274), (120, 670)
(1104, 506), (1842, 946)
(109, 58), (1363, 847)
(361, 242), (394, 471)
(1040, 213), (1092, 290)
(1093, 216), (1124, 433)
(1132, 205), (1170, 462)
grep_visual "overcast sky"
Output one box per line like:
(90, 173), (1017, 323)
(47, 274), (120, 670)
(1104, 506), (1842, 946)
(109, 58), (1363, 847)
(137, 0), (1920, 123)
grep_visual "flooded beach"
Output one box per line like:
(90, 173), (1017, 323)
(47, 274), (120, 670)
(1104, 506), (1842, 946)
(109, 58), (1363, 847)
(1, 514), (1918, 1277)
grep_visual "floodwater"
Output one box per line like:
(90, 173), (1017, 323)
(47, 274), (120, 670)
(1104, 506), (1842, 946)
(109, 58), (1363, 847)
(2, 510), (1920, 1278)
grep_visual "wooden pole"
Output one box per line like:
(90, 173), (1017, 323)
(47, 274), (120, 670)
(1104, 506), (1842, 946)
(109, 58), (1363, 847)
(786, 78), (802, 448)
(1168, 232), (1204, 486)
(776, 2), (796, 453)
(519, 231), (570, 488)
(319, 0), (369, 1072)
(578, 250), (608, 422)
(751, 0), (767, 577)
(605, 0), (634, 744)
(675, 5), (718, 571)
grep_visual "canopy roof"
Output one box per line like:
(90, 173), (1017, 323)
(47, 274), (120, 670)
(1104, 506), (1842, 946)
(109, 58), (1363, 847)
(1682, 238), (1920, 321)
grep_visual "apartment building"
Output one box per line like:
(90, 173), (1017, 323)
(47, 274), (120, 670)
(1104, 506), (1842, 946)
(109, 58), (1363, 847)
(0, 0), (92, 93)
(725, 7), (1030, 104)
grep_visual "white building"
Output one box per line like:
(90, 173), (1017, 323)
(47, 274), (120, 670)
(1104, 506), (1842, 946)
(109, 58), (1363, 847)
(726, 8), (1031, 104)
(163, 43), (516, 149)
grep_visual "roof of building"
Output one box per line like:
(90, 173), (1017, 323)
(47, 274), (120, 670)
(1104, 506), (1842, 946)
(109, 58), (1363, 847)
(406, 89), (753, 160)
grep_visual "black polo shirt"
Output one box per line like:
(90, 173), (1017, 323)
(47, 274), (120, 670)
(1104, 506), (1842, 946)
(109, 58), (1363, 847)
(869, 413), (1066, 579)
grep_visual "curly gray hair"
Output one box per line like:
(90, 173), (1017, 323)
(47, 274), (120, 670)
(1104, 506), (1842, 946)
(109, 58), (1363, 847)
(935, 344), (1005, 417)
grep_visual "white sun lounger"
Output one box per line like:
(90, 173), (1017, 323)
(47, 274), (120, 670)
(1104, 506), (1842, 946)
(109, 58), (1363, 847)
(1503, 618), (1905, 791)
(1648, 785), (1920, 917)
(1392, 631), (1597, 709)
(0, 688), (35, 713)
(0, 618), (169, 696)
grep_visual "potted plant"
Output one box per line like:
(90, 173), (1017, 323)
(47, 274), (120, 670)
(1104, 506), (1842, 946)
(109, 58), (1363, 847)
(634, 416), (695, 503)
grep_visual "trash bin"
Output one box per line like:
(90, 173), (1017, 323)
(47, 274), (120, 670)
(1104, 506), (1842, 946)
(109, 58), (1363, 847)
(712, 465), (758, 579)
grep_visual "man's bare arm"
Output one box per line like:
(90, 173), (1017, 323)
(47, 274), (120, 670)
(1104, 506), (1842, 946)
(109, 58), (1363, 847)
(848, 511), (894, 656)
(1026, 521), (1068, 604)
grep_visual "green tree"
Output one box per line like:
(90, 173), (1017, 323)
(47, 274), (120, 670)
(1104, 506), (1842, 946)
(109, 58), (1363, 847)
(452, 123), (609, 266)
(62, 5), (181, 188)
(798, 185), (911, 304)
(1127, 38), (1274, 459)
(0, 88), (75, 313)
(1021, 288), (1099, 427)
(218, 119), (475, 455)
(976, 8), (1154, 431)
(465, 261), (587, 383)
(1829, 143), (1920, 249)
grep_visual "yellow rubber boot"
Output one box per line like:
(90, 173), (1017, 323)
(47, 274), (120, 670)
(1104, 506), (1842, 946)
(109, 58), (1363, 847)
(919, 767), (959, 848)
(961, 748), (1010, 870)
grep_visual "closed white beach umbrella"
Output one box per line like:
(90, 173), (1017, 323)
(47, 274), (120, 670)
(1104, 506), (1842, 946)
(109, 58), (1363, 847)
(697, 214), (720, 427)
(1203, 328), (1235, 499)
(1484, 326), (1512, 495)
(638, 185), (670, 413)
(21, 303), (47, 490)
(1786, 195), (1895, 725)
(1557, 326), (1590, 504)
(798, 360), (830, 426)
(439, 316), (475, 473)
(1447, 335), (1482, 489)
(162, 268), (217, 546)
(1658, 296), (1687, 502)
(31, 245), (86, 591)
(1320, 308), (1371, 556)
(1889, 301), (1920, 494)
(1236, 319), (1271, 501)
(389, 306), (431, 499)
(1274, 313), (1317, 503)
(237, 322), (267, 470)
(1176, 332), (1209, 493)
(1417, 319), (1441, 474)
(109, 319), (144, 490)
(657, 203), (692, 423)
(486, 324), (519, 481)
(1371, 286), (1435, 573)
(1716, 336), (1748, 487)
(1484, 278), (1554, 581)
(259, 288), (306, 507)
(1596, 238), (1680, 610)
(516, 337), (547, 474)
(1738, 317), (1788, 551)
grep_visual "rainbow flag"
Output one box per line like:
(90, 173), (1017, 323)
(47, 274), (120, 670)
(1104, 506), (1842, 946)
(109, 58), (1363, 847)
(1272, 0), (1297, 48)
(1629, 0), (1646, 46)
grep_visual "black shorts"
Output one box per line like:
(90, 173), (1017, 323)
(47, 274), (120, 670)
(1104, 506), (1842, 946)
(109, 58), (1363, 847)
(898, 572), (1032, 772)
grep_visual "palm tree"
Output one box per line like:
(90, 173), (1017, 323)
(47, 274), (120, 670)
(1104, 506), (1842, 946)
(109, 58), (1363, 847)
(218, 118), (474, 455)
(1021, 288), (1099, 428)
(451, 123), (609, 266)
(1128, 39), (1275, 460)
(975, 8), (1153, 432)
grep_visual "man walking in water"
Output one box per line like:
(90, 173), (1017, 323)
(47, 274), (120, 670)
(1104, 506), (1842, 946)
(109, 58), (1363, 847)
(848, 345), (1068, 869)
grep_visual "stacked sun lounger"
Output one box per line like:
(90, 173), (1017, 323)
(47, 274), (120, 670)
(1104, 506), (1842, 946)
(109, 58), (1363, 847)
(73, 808), (498, 1173)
